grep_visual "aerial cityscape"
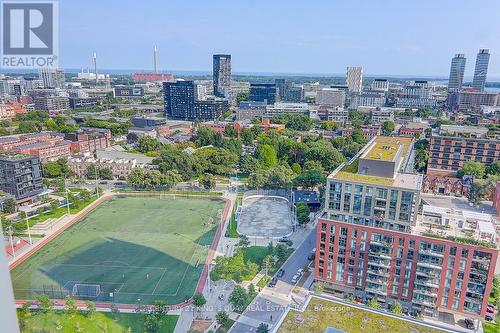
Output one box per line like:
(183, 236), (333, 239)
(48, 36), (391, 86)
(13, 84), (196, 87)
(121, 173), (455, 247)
(1, 1), (500, 333)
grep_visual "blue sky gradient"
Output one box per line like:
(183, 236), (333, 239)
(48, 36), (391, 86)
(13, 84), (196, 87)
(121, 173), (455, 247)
(59, 0), (500, 77)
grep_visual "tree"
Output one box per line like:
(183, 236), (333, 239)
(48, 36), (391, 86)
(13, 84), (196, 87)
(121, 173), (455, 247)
(43, 161), (63, 178)
(262, 255), (276, 276)
(138, 136), (161, 153)
(85, 301), (96, 320)
(293, 169), (324, 188)
(275, 243), (289, 264)
(144, 315), (159, 333)
(127, 168), (146, 188)
(239, 155), (260, 175)
(2, 197), (17, 214)
(257, 323), (269, 333)
(237, 234), (250, 247)
(99, 167), (113, 180)
(199, 173), (216, 190)
(193, 292), (206, 310)
(382, 120), (395, 135)
(236, 92), (249, 104)
(414, 149), (429, 173)
(458, 161), (485, 179)
(224, 125), (238, 138)
(153, 300), (168, 319)
(258, 144), (278, 169)
(352, 129), (366, 145)
(390, 301), (403, 314)
(486, 161), (500, 177)
(321, 121), (337, 131)
(368, 298), (380, 309)
(296, 202), (311, 225)
(267, 165), (294, 188)
(468, 183), (485, 205)
(216, 310), (230, 329)
(305, 140), (345, 172)
(17, 302), (32, 331)
(65, 296), (77, 317)
(36, 294), (54, 313)
(87, 163), (99, 180)
(229, 285), (250, 312)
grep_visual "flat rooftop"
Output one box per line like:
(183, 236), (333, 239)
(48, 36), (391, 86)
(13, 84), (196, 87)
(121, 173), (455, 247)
(412, 204), (497, 249)
(330, 136), (421, 190)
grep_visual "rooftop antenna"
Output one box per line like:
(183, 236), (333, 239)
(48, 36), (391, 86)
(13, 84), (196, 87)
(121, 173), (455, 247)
(153, 46), (158, 73)
(93, 52), (98, 84)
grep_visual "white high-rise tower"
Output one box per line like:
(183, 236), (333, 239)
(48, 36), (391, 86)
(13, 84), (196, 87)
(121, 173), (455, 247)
(93, 52), (98, 84)
(153, 46), (158, 73)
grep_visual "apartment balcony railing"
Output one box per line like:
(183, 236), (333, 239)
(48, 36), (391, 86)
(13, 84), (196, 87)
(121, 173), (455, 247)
(416, 261), (442, 270)
(418, 249), (444, 258)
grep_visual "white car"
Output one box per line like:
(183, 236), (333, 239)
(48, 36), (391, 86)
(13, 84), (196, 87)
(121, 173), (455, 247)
(297, 269), (304, 276)
(291, 274), (299, 284)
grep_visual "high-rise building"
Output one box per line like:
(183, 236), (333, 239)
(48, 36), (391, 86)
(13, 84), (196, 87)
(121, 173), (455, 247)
(0, 152), (44, 203)
(316, 136), (497, 318)
(213, 54), (231, 98)
(472, 49), (490, 92)
(38, 68), (65, 89)
(346, 66), (363, 93)
(275, 79), (287, 100)
(164, 81), (196, 119)
(370, 79), (389, 92)
(448, 54), (466, 90)
(249, 83), (279, 105)
(164, 81), (229, 121)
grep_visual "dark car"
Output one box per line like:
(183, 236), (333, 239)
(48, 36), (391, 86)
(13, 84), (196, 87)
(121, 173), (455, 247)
(464, 318), (474, 329)
(277, 269), (285, 278)
(268, 276), (278, 287)
(485, 315), (494, 322)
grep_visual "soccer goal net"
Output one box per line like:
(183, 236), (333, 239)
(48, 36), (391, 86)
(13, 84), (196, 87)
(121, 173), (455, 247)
(72, 283), (101, 298)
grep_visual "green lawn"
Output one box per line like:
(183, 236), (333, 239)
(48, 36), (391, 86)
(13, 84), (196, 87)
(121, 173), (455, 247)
(227, 195), (242, 238)
(11, 195), (226, 304)
(20, 310), (178, 333)
(278, 297), (446, 333)
(484, 322), (499, 333)
(215, 319), (235, 333)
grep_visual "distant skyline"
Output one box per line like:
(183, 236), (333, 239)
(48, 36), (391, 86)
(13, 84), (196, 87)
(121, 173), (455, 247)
(55, 1), (500, 78)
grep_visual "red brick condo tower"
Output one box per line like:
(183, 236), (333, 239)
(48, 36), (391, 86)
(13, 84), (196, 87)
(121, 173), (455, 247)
(315, 136), (498, 319)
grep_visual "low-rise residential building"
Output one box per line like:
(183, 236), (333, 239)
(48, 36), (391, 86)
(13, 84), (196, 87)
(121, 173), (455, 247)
(68, 149), (155, 180)
(427, 125), (500, 176)
(0, 152), (44, 203)
(316, 136), (497, 319)
(0, 102), (26, 120)
(399, 127), (425, 138)
(422, 175), (472, 197)
(341, 125), (381, 141)
(64, 128), (111, 154)
(326, 107), (348, 125)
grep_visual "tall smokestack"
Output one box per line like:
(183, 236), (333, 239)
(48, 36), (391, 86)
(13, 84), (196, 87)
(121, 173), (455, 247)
(93, 52), (98, 84)
(153, 46), (158, 73)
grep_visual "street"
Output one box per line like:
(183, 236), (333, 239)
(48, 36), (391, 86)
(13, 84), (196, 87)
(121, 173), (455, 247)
(229, 225), (317, 333)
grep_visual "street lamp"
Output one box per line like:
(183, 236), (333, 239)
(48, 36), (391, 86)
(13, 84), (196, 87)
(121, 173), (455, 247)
(24, 213), (32, 245)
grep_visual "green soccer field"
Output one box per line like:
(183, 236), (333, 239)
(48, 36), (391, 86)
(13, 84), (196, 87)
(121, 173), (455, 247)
(10, 195), (226, 305)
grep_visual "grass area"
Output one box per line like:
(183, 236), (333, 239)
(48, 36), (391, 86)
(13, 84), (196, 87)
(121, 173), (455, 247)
(241, 245), (294, 277)
(278, 297), (445, 333)
(484, 322), (499, 333)
(21, 310), (178, 333)
(227, 195), (243, 238)
(335, 171), (395, 186)
(366, 142), (400, 161)
(257, 275), (270, 288)
(11, 196), (226, 304)
(215, 319), (236, 333)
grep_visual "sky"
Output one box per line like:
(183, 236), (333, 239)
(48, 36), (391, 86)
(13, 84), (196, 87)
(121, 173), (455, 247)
(59, 0), (500, 78)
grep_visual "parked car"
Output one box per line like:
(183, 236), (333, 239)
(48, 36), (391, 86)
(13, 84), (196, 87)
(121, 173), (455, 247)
(485, 315), (494, 322)
(464, 318), (474, 329)
(291, 274), (299, 284)
(487, 307), (495, 313)
(277, 269), (285, 278)
(278, 236), (289, 243)
(268, 276), (278, 287)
